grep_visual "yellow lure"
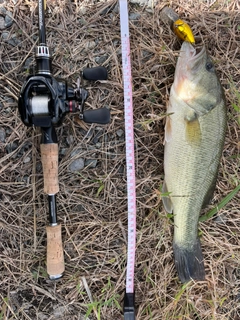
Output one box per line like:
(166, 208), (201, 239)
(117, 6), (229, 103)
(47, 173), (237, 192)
(44, 0), (46, 10)
(173, 19), (195, 44)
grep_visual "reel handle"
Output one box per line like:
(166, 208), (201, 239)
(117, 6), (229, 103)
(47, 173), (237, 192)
(77, 66), (110, 124)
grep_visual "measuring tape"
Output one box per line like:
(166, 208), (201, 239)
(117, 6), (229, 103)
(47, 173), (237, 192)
(119, 0), (136, 318)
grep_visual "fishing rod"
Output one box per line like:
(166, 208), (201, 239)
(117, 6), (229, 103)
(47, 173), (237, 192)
(18, 0), (110, 280)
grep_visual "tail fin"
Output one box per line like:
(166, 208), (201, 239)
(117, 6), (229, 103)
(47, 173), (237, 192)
(173, 239), (205, 283)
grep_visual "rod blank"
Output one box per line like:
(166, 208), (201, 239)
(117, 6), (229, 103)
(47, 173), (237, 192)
(38, 0), (46, 45)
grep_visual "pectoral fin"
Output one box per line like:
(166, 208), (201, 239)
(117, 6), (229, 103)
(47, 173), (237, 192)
(184, 112), (201, 145)
(164, 116), (172, 144)
(162, 181), (173, 213)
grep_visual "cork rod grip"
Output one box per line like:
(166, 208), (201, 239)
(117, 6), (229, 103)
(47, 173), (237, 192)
(46, 224), (65, 278)
(40, 143), (59, 194)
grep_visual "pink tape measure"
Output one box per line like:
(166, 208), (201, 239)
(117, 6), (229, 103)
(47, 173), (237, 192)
(119, 0), (136, 318)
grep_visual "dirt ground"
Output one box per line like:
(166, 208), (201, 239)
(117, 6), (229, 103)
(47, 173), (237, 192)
(0, 0), (239, 319)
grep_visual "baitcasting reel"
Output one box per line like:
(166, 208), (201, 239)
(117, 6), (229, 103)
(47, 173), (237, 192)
(18, 44), (110, 128)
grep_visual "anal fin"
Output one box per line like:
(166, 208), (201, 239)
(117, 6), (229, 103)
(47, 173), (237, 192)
(202, 174), (218, 208)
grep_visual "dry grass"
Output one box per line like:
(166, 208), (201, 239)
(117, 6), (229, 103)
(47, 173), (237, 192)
(0, 0), (239, 319)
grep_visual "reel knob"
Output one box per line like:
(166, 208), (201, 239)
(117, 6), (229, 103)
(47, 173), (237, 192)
(82, 107), (110, 125)
(82, 66), (108, 81)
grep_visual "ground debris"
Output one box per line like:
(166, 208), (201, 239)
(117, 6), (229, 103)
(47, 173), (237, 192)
(0, 0), (239, 319)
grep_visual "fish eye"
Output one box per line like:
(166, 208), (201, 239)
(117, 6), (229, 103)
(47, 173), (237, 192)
(206, 61), (214, 72)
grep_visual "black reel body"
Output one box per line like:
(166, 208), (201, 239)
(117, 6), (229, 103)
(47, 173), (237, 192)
(18, 43), (110, 127)
(18, 67), (110, 127)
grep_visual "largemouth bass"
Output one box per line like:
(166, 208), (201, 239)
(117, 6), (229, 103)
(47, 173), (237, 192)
(163, 41), (227, 283)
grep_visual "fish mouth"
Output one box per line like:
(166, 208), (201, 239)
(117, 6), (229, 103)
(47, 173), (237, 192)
(181, 41), (206, 59)
(178, 41), (206, 72)
(172, 41), (208, 101)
